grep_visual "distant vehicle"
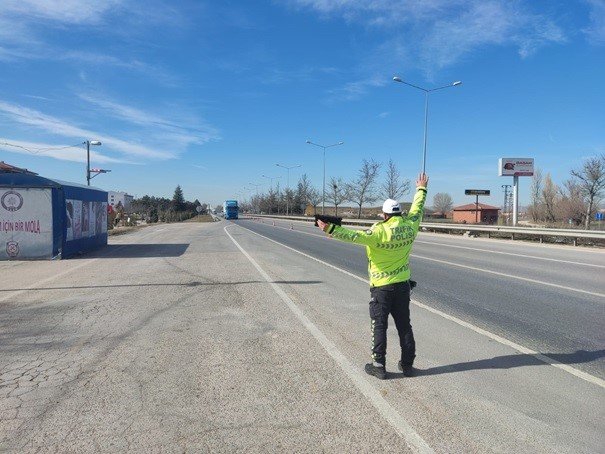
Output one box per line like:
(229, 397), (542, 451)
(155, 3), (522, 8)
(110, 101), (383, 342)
(223, 200), (238, 220)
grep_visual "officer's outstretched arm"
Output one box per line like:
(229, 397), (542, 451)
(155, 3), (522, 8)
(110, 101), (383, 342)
(326, 224), (381, 246)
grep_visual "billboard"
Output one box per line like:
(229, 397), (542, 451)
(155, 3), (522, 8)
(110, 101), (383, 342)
(0, 188), (53, 259)
(499, 158), (534, 176)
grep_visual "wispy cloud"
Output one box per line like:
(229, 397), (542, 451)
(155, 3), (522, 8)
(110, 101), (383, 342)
(584, 0), (605, 44)
(77, 93), (219, 146)
(326, 76), (387, 102)
(0, 1), (179, 84)
(378, 111), (390, 118)
(1, 0), (124, 24)
(284, 0), (568, 76)
(0, 100), (174, 160)
(0, 137), (128, 164)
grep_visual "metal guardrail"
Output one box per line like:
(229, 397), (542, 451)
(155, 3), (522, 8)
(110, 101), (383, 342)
(244, 214), (605, 246)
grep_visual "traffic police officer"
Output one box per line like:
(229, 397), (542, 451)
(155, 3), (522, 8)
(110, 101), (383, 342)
(317, 173), (428, 379)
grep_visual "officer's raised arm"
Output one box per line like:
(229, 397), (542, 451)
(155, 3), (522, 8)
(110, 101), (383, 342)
(407, 173), (429, 231)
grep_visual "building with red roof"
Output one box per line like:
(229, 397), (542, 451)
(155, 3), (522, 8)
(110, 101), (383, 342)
(452, 202), (499, 224)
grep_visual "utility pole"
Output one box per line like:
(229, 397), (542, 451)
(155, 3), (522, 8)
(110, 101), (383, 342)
(502, 184), (511, 224)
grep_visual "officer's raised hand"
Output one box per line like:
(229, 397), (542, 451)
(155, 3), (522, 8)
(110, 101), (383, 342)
(416, 172), (429, 188)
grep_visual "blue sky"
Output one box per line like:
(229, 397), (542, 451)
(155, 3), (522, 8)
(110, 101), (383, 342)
(0, 0), (604, 207)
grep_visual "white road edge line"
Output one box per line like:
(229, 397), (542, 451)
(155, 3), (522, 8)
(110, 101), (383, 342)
(233, 222), (605, 390)
(224, 225), (434, 454)
(244, 220), (605, 299)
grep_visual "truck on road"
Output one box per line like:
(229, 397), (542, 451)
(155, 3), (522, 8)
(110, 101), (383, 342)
(223, 200), (238, 220)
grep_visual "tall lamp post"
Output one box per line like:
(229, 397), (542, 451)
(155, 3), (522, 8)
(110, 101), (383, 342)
(306, 140), (344, 214)
(84, 140), (102, 186)
(276, 163), (301, 215)
(392, 77), (461, 173)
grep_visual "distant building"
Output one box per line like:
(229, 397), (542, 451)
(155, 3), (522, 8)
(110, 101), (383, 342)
(108, 191), (134, 210)
(452, 203), (499, 224)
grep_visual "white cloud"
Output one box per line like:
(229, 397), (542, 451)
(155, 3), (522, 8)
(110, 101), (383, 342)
(326, 76), (387, 102)
(77, 93), (219, 146)
(285, 0), (567, 73)
(0, 137), (128, 164)
(0, 100), (173, 160)
(1, 0), (124, 24)
(584, 0), (605, 44)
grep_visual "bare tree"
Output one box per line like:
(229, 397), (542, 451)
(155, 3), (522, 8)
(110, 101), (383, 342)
(558, 179), (586, 226)
(297, 174), (312, 202)
(381, 158), (410, 201)
(528, 168), (543, 222)
(347, 159), (381, 218)
(432, 193), (453, 214)
(307, 187), (322, 215)
(327, 177), (348, 217)
(541, 173), (559, 223)
(571, 154), (605, 229)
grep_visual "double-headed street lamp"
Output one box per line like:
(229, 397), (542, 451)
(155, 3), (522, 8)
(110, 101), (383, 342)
(276, 163), (301, 215)
(84, 140), (110, 186)
(306, 140), (344, 214)
(392, 76), (462, 173)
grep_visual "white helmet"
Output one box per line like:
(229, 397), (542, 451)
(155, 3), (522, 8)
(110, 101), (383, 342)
(382, 198), (401, 214)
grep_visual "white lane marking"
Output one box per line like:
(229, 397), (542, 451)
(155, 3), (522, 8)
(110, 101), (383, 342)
(415, 240), (605, 269)
(243, 220), (605, 299)
(234, 223), (605, 390)
(224, 225), (434, 453)
(410, 255), (605, 300)
(0, 228), (168, 304)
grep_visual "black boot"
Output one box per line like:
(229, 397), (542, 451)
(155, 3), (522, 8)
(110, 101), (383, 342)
(365, 363), (386, 380)
(398, 361), (415, 377)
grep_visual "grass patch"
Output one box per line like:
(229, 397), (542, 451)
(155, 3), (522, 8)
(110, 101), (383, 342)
(108, 224), (148, 236)
(184, 214), (215, 223)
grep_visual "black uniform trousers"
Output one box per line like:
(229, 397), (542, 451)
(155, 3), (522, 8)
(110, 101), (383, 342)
(369, 281), (415, 367)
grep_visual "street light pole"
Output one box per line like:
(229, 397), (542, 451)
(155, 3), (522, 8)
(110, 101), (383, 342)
(276, 163), (301, 215)
(306, 140), (344, 214)
(393, 77), (461, 174)
(84, 140), (102, 186)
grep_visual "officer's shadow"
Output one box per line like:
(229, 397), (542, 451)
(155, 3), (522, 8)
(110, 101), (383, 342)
(389, 349), (605, 379)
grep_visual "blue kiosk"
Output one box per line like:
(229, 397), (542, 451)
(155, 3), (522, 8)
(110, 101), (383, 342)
(0, 172), (108, 260)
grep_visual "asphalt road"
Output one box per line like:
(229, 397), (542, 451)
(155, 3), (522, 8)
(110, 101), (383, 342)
(238, 217), (605, 378)
(1, 219), (603, 453)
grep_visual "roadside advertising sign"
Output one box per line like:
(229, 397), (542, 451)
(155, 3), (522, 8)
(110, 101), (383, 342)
(465, 189), (491, 195)
(499, 158), (534, 176)
(0, 188), (53, 259)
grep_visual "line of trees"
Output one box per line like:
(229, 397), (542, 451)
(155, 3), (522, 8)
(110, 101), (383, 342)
(241, 159), (411, 218)
(130, 185), (207, 223)
(528, 155), (604, 229)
